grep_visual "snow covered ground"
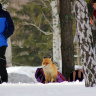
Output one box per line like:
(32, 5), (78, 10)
(0, 66), (96, 96)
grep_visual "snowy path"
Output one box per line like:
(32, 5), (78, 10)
(0, 82), (96, 96)
(0, 66), (95, 96)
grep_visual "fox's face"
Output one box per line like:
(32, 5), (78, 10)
(42, 58), (52, 67)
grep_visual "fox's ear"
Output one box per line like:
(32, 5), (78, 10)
(44, 57), (46, 58)
(49, 57), (51, 60)
(43, 57), (46, 60)
(49, 56), (51, 58)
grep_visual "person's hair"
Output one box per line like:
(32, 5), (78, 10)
(93, 0), (96, 3)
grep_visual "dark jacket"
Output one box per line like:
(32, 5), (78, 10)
(0, 3), (14, 47)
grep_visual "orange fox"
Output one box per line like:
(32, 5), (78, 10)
(42, 57), (57, 83)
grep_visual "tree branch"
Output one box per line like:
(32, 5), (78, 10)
(40, 0), (48, 8)
(22, 22), (52, 35)
(42, 12), (53, 28)
(1, 0), (8, 4)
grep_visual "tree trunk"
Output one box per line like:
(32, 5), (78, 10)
(77, 43), (80, 65)
(51, 0), (62, 70)
(59, 0), (74, 80)
(5, 38), (12, 67)
(74, 0), (96, 87)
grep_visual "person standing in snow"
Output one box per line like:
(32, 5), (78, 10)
(0, 3), (14, 83)
(90, 0), (96, 58)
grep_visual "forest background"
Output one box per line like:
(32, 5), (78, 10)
(2, 0), (92, 66)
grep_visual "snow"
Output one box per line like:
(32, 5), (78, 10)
(0, 66), (96, 96)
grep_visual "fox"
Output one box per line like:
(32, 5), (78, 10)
(42, 57), (57, 83)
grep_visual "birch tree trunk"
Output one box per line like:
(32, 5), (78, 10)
(74, 0), (96, 87)
(5, 38), (12, 67)
(50, 0), (62, 70)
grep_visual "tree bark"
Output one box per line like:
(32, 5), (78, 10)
(51, 0), (62, 70)
(74, 0), (96, 87)
(5, 38), (12, 67)
(59, 0), (74, 80)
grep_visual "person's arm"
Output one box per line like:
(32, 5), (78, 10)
(90, 17), (94, 26)
(91, 16), (96, 30)
(2, 11), (15, 39)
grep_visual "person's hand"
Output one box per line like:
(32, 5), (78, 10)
(90, 17), (94, 26)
